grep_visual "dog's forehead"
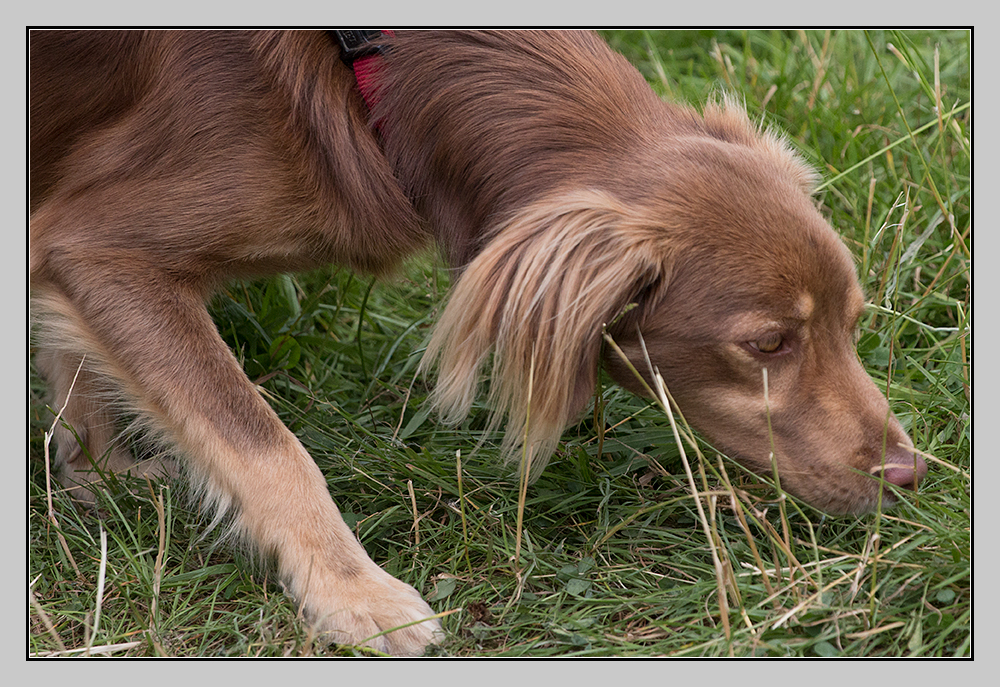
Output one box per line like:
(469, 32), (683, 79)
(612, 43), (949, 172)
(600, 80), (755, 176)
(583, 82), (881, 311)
(657, 202), (865, 331)
(645, 139), (849, 265)
(749, 226), (863, 313)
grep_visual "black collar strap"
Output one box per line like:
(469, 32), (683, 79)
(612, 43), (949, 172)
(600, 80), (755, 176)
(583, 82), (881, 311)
(332, 30), (388, 64)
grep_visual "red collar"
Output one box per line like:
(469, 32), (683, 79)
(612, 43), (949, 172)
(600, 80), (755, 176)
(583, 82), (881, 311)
(332, 30), (394, 110)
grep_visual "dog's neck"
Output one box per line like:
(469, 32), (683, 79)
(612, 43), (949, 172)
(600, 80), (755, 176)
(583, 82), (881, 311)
(358, 31), (670, 270)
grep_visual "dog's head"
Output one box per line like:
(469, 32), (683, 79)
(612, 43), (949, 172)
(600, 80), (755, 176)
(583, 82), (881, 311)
(423, 99), (926, 515)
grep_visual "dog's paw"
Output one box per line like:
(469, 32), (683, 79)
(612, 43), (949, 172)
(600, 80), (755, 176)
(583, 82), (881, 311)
(303, 563), (444, 656)
(59, 444), (179, 505)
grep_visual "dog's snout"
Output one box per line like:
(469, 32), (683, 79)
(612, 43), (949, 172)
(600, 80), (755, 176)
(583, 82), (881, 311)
(870, 446), (929, 492)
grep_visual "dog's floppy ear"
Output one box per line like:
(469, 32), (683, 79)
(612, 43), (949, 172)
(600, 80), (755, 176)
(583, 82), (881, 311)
(702, 94), (820, 195)
(421, 190), (671, 475)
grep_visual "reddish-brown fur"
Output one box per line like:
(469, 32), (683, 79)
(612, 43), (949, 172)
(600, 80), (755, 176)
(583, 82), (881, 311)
(30, 30), (927, 656)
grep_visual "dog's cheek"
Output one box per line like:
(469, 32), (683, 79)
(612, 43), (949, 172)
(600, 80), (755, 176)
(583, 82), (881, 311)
(604, 332), (766, 440)
(736, 365), (899, 513)
(647, 345), (805, 475)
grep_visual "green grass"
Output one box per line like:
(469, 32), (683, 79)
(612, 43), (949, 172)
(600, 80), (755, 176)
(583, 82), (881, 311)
(29, 30), (971, 657)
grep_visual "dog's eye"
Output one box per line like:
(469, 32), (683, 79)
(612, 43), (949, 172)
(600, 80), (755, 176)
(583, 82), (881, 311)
(749, 332), (784, 354)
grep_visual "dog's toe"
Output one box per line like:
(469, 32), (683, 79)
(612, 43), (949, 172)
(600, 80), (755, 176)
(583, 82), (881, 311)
(305, 565), (444, 656)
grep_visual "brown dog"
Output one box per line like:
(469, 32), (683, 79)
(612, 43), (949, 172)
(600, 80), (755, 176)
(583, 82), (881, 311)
(30, 30), (927, 655)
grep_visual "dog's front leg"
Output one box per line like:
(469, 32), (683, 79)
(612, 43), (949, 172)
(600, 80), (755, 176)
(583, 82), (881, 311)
(35, 258), (442, 656)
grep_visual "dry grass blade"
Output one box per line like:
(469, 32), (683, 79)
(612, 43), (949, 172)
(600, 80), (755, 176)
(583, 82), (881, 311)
(604, 326), (735, 645)
(716, 458), (778, 605)
(653, 369), (733, 645)
(514, 345), (537, 570)
(42, 356), (85, 581)
(408, 478), (420, 552)
(455, 450), (473, 573)
(762, 368), (797, 590)
(29, 585), (66, 653)
(33, 641), (144, 657)
(86, 527), (108, 655)
(148, 480), (167, 639)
